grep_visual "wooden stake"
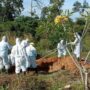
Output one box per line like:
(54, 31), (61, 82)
(85, 72), (88, 90)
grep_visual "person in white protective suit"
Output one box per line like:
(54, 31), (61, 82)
(9, 38), (29, 67)
(26, 42), (37, 69)
(0, 36), (11, 72)
(21, 38), (30, 69)
(25, 38), (29, 47)
(9, 47), (15, 66)
(70, 32), (82, 59)
(11, 38), (26, 74)
(21, 38), (29, 48)
(57, 40), (67, 58)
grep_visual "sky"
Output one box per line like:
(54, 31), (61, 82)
(22, 0), (49, 16)
(22, 0), (90, 20)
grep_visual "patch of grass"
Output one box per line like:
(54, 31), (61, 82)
(72, 83), (84, 90)
(0, 68), (85, 90)
(0, 85), (9, 90)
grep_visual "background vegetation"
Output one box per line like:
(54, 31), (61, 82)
(0, 0), (90, 89)
(0, 0), (90, 57)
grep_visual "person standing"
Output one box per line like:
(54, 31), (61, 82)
(11, 38), (26, 74)
(26, 42), (37, 71)
(0, 36), (11, 73)
(21, 38), (29, 48)
(70, 32), (82, 60)
(57, 39), (67, 58)
(21, 38), (30, 69)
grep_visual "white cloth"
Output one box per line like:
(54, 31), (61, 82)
(72, 34), (81, 58)
(12, 38), (26, 74)
(57, 40), (66, 57)
(15, 56), (26, 74)
(0, 37), (11, 70)
(21, 40), (30, 68)
(26, 44), (37, 68)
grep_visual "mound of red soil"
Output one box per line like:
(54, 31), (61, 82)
(36, 56), (90, 74)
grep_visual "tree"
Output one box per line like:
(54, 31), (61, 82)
(0, 0), (23, 22)
(41, 0), (64, 20)
(41, 7), (48, 19)
(76, 18), (85, 25)
(36, 0), (69, 52)
(72, 0), (89, 14)
(73, 1), (82, 12)
(14, 16), (39, 37)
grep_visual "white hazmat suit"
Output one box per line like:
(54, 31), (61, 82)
(26, 43), (37, 68)
(11, 38), (26, 74)
(8, 51), (15, 66)
(21, 39), (30, 69)
(0, 36), (11, 70)
(71, 33), (81, 58)
(57, 40), (66, 58)
(21, 39), (29, 48)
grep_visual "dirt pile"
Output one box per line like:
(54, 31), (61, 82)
(36, 56), (90, 74)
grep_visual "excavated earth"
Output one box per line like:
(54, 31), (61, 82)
(36, 56), (90, 74)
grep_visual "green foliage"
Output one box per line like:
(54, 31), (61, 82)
(83, 34), (90, 51)
(0, 0), (23, 21)
(0, 1), (90, 90)
(72, 18), (85, 33)
(36, 39), (52, 56)
(0, 16), (39, 38)
(14, 16), (39, 37)
(0, 82), (9, 90)
(72, 0), (89, 14)
(73, 1), (82, 12)
(72, 83), (84, 90)
(35, 17), (74, 56)
(41, 0), (64, 20)
(0, 0), (89, 57)
(76, 18), (85, 25)
(36, 21), (62, 48)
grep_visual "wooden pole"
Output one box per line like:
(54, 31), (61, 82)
(85, 72), (88, 90)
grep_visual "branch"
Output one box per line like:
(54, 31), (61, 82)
(84, 51), (90, 64)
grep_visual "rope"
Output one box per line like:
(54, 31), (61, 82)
(39, 49), (57, 59)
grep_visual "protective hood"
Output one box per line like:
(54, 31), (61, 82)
(60, 40), (64, 44)
(16, 38), (20, 45)
(21, 40), (26, 48)
(2, 36), (7, 42)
